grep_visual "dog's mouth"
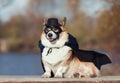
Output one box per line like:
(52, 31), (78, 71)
(48, 38), (57, 42)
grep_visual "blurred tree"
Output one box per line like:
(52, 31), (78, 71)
(29, 0), (56, 16)
(0, 15), (23, 38)
(65, 0), (96, 48)
(0, 20), (2, 28)
(1, 0), (119, 53)
(96, 0), (120, 52)
(67, 0), (79, 18)
(0, 13), (42, 52)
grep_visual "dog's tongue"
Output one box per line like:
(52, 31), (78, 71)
(48, 38), (55, 42)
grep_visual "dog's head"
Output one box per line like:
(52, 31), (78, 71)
(41, 17), (68, 47)
(43, 17), (66, 43)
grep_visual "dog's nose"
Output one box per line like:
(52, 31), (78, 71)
(48, 33), (53, 37)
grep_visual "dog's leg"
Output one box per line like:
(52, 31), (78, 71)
(41, 59), (51, 78)
(55, 65), (68, 78)
(77, 62), (100, 78)
(55, 51), (72, 78)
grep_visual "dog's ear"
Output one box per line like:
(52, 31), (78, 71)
(43, 17), (47, 25)
(43, 18), (47, 30)
(60, 17), (67, 26)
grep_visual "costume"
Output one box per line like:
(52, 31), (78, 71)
(39, 33), (111, 70)
(39, 18), (111, 70)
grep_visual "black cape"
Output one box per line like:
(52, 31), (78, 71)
(39, 33), (111, 70)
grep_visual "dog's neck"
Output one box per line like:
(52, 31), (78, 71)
(41, 31), (68, 48)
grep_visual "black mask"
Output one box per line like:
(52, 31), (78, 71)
(44, 25), (62, 34)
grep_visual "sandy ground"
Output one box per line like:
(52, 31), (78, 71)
(0, 76), (119, 83)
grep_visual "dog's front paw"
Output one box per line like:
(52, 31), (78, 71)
(55, 73), (63, 78)
(41, 72), (51, 78)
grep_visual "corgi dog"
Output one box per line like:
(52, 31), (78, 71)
(40, 17), (100, 78)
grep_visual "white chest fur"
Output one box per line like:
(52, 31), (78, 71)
(42, 46), (71, 66)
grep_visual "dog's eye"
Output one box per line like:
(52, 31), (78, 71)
(53, 28), (59, 32)
(45, 28), (51, 32)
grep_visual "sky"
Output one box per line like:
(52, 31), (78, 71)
(0, 0), (110, 22)
(80, 0), (110, 17)
(0, 0), (29, 22)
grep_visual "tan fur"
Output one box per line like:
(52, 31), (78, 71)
(42, 49), (100, 78)
(63, 54), (100, 78)
(41, 18), (100, 78)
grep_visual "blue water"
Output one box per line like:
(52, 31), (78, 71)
(0, 53), (44, 75)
